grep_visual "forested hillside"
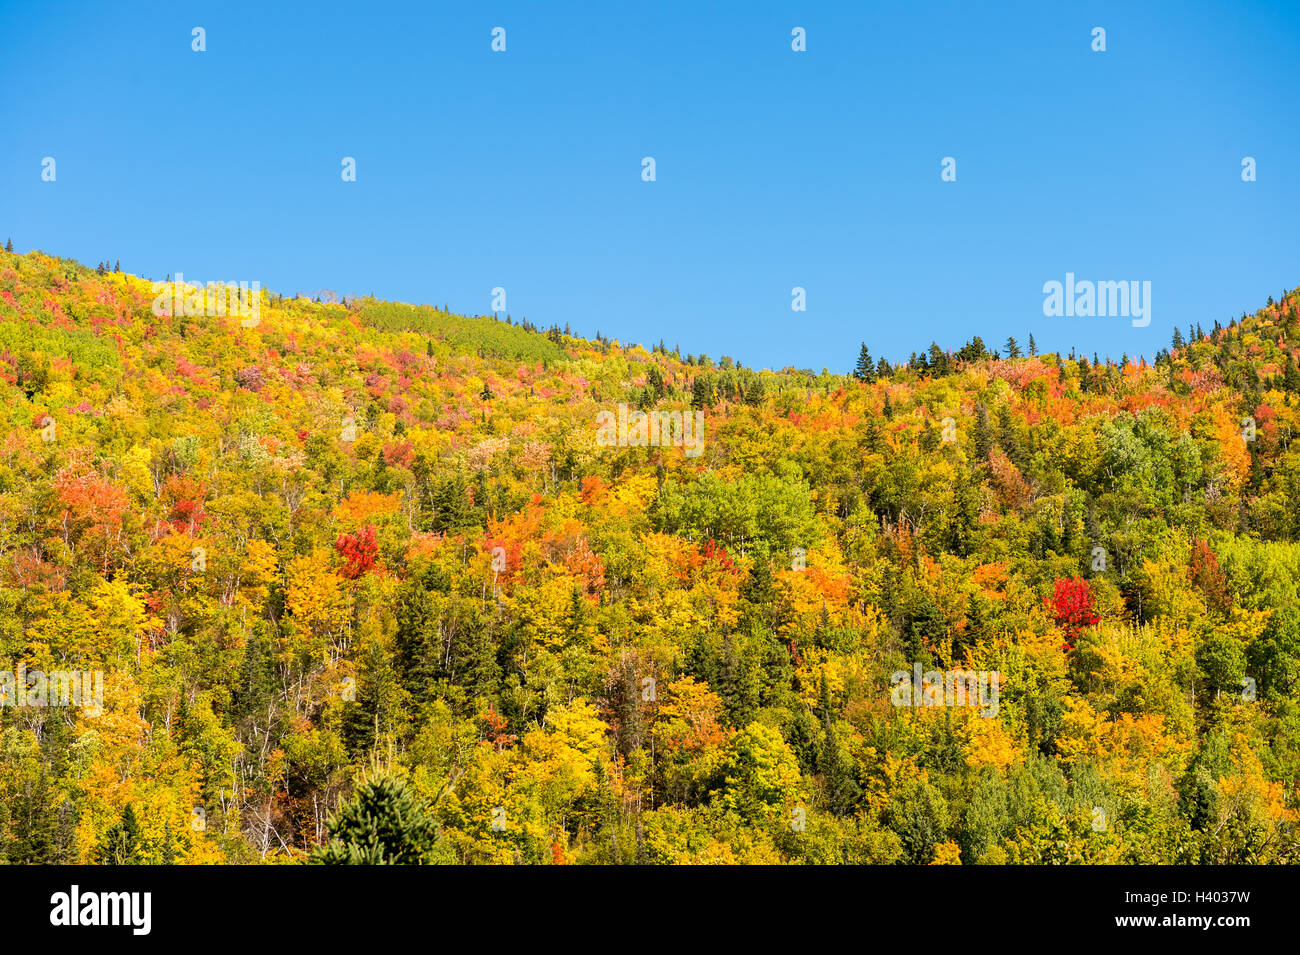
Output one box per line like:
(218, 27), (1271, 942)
(2, 245), (1298, 864)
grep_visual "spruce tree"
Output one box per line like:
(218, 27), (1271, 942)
(973, 402), (994, 462)
(311, 774), (441, 864)
(233, 628), (276, 724)
(854, 343), (876, 381)
(394, 578), (443, 714)
(53, 800), (79, 864)
(691, 374), (714, 410)
(344, 636), (407, 756)
(817, 671), (860, 813)
(94, 804), (144, 864)
(1285, 355), (1300, 393)
(9, 768), (56, 863)
(928, 342), (949, 374)
(719, 631), (760, 728)
(160, 819), (177, 864)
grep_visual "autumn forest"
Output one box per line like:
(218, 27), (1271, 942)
(2, 245), (1299, 865)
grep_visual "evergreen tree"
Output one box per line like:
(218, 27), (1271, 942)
(160, 819), (177, 864)
(54, 798), (79, 864)
(394, 578), (441, 711)
(8, 768), (56, 863)
(973, 402), (994, 462)
(311, 774), (442, 864)
(853, 343), (876, 382)
(817, 671), (859, 813)
(955, 336), (987, 364)
(457, 613), (502, 706)
(1005, 336), (1022, 359)
(233, 628), (277, 725)
(946, 473), (980, 557)
(94, 804), (144, 865)
(646, 365), (666, 400)
(691, 374), (714, 410)
(1285, 354), (1300, 393)
(0, 797), (10, 863)
(1028, 333), (1037, 356)
(740, 553), (775, 627)
(719, 631), (760, 728)
(929, 341), (951, 373)
(344, 636), (408, 756)
(996, 403), (1025, 469)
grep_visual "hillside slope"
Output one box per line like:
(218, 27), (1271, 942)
(1, 246), (1299, 864)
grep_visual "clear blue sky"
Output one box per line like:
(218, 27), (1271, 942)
(2, 0), (1297, 372)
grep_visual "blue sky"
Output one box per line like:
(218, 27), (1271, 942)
(2, 0), (1297, 372)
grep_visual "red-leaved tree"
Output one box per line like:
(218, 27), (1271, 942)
(335, 525), (379, 579)
(1049, 576), (1099, 651)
